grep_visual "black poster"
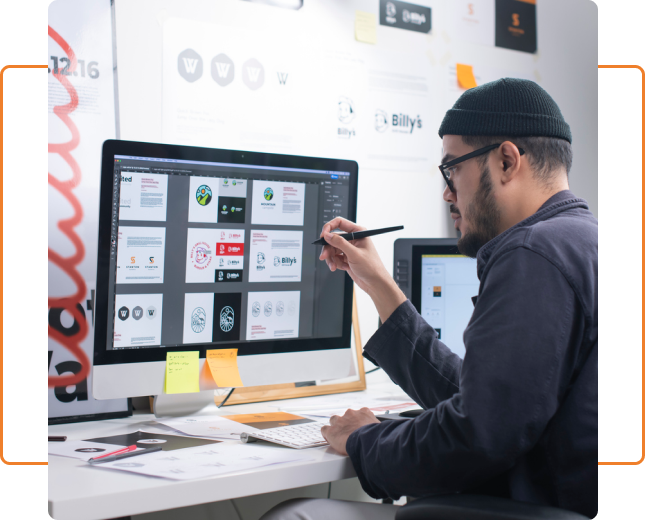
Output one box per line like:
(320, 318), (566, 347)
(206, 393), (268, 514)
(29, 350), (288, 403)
(495, 0), (537, 53)
(218, 196), (246, 223)
(212, 293), (242, 342)
(85, 432), (220, 451)
(379, 0), (431, 34)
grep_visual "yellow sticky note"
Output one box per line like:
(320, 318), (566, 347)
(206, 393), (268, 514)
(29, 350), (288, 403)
(206, 349), (244, 388)
(355, 11), (377, 44)
(165, 351), (200, 394)
(456, 64), (478, 89)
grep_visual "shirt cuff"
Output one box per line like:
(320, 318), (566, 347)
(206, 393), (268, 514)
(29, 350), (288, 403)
(363, 299), (417, 365)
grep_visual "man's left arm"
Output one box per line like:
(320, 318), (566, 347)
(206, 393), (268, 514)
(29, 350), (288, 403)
(327, 248), (583, 499)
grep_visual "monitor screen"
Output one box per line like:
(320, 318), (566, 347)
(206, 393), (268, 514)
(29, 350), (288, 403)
(411, 246), (478, 358)
(94, 141), (357, 368)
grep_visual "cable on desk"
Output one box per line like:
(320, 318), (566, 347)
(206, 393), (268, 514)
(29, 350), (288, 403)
(217, 387), (236, 408)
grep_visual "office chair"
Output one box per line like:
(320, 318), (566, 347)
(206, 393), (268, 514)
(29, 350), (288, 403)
(395, 494), (589, 520)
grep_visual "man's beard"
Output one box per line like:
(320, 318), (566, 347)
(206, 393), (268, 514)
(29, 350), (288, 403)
(456, 164), (501, 258)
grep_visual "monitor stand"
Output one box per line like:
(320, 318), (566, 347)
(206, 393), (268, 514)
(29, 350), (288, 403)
(152, 390), (216, 417)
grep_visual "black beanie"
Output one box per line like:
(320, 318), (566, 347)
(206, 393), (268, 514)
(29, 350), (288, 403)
(438, 78), (572, 143)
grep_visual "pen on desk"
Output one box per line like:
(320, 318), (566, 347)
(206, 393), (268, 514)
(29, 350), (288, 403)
(48, 436), (67, 442)
(88, 446), (162, 465)
(90, 444), (138, 461)
(312, 225), (404, 246)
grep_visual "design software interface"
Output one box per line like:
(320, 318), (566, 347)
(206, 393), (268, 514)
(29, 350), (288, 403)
(106, 155), (351, 350)
(420, 255), (479, 358)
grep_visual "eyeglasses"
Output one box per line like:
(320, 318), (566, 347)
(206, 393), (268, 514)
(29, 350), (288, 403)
(439, 143), (525, 193)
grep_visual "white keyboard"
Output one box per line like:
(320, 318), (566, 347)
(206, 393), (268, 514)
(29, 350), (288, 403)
(240, 422), (329, 449)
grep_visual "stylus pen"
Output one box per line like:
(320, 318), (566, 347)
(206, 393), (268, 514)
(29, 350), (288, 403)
(312, 225), (404, 246)
(88, 446), (162, 465)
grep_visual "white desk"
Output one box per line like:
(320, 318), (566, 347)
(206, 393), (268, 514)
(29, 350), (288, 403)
(49, 376), (403, 520)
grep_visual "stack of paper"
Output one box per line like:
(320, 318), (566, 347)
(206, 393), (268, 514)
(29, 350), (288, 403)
(95, 443), (315, 480)
(279, 394), (418, 418)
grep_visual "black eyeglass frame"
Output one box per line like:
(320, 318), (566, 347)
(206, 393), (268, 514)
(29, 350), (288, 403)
(439, 143), (525, 192)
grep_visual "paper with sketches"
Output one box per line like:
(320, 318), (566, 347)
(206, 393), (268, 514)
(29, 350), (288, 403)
(48, 441), (142, 461)
(95, 443), (314, 480)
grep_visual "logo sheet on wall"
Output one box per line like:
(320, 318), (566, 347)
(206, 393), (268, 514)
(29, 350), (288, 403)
(162, 17), (434, 172)
(48, 0), (129, 421)
(379, 0), (432, 33)
(495, 0), (537, 53)
(162, 17), (320, 157)
(449, 0), (496, 47)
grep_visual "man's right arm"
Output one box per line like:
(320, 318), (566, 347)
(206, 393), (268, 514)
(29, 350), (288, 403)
(319, 218), (462, 405)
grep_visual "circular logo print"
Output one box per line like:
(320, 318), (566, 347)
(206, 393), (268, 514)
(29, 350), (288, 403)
(276, 301), (284, 316)
(386, 1), (396, 18)
(132, 305), (143, 321)
(195, 247), (209, 265)
(220, 306), (235, 332)
(118, 306), (129, 321)
(224, 179), (229, 185)
(257, 252), (265, 265)
(375, 110), (389, 132)
(115, 463), (145, 468)
(338, 96), (355, 124)
(146, 306), (157, 319)
(263, 187), (274, 201)
(274, 256), (281, 267)
(75, 447), (105, 453)
(252, 302), (261, 317)
(137, 439), (167, 444)
(288, 300), (297, 316)
(264, 301), (272, 317)
(191, 307), (206, 333)
(196, 185), (212, 206)
(232, 180), (237, 186)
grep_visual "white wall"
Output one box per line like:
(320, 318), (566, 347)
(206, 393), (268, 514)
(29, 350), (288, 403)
(114, 0), (598, 351)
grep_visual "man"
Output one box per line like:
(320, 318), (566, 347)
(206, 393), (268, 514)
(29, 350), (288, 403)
(262, 78), (597, 519)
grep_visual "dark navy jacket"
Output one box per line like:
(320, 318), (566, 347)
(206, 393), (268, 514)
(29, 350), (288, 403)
(346, 191), (598, 518)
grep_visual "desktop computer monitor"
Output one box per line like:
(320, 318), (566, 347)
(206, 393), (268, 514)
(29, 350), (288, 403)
(393, 239), (479, 358)
(93, 140), (358, 399)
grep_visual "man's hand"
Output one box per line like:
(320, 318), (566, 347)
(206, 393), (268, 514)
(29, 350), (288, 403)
(319, 217), (406, 322)
(320, 408), (381, 456)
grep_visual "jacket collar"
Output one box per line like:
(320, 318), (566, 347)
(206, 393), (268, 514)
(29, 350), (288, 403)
(475, 190), (589, 278)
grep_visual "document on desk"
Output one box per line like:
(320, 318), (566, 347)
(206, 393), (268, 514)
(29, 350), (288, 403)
(48, 440), (144, 461)
(279, 394), (418, 418)
(157, 412), (315, 440)
(95, 443), (314, 480)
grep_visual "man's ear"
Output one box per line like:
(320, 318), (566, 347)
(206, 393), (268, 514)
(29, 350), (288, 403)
(498, 141), (522, 184)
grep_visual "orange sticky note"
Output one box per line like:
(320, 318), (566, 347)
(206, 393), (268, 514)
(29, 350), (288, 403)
(206, 349), (244, 388)
(456, 64), (478, 89)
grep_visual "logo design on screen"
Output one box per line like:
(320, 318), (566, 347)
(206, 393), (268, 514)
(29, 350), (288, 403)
(288, 300), (297, 316)
(257, 252), (265, 265)
(263, 187), (274, 201)
(118, 306), (130, 321)
(196, 185), (212, 206)
(252, 302), (261, 317)
(191, 307), (207, 333)
(275, 256), (297, 267)
(191, 242), (212, 270)
(132, 306), (144, 321)
(220, 306), (235, 332)
(146, 306), (157, 319)
(276, 301), (284, 317)
(264, 301), (272, 317)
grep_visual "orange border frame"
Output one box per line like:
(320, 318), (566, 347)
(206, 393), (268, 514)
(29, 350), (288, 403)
(597, 64), (644, 466)
(1, 64), (49, 465)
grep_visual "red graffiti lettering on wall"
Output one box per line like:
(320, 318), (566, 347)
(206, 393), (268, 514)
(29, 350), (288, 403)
(48, 26), (91, 388)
